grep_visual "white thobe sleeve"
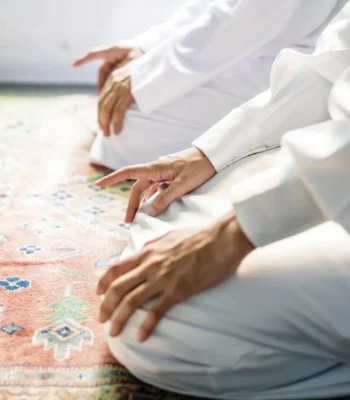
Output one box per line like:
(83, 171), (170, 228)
(232, 116), (350, 247)
(131, 0), (316, 114)
(221, 6), (350, 247)
(193, 3), (350, 171)
(133, 0), (211, 51)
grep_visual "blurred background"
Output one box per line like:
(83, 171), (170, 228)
(0, 0), (184, 84)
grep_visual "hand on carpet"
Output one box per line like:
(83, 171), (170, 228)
(73, 44), (144, 92)
(97, 212), (255, 342)
(95, 147), (216, 222)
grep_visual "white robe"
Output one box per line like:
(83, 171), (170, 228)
(106, 4), (350, 398)
(90, 0), (345, 170)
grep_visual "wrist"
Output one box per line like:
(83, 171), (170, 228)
(217, 212), (255, 263)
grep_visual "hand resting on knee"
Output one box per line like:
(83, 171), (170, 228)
(95, 147), (216, 222)
(97, 212), (254, 342)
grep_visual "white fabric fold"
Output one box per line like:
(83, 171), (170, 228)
(220, 4), (350, 246)
(131, 0), (346, 113)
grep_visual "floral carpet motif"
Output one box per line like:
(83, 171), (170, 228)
(1, 87), (349, 400)
(0, 87), (190, 400)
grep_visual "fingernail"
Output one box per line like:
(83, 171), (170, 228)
(109, 326), (120, 337)
(98, 314), (106, 323)
(96, 287), (104, 296)
(148, 206), (157, 217)
(137, 329), (146, 342)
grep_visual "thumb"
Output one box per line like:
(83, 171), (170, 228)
(73, 49), (108, 67)
(148, 180), (187, 217)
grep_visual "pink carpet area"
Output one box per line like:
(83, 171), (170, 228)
(0, 86), (349, 400)
(0, 86), (190, 400)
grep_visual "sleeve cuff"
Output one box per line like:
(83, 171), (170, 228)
(192, 92), (271, 172)
(231, 159), (325, 246)
(132, 28), (164, 52)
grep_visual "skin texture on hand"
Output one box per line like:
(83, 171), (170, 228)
(97, 64), (135, 136)
(97, 211), (255, 342)
(73, 45), (144, 92)
(95, 147), (216, 222)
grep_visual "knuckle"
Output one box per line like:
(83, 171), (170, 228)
(111, 283), (121, 296)
(140, 245), (155, 257)
(144, 163), (157, 175)
(158, 268), (173, 283)
(98, 99), (108, 112)
(124, 295), (138, 310)
(172, 279), (187, 297)
(142, 259), (163, 277)
(172, 159), (185, 171)
(176, 173), (188, 184)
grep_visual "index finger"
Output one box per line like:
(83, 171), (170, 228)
(95, 165), (152, 187)
(73, 50), (106, 67)
(125, 179), (152, 223)
(137, 295), (176, 342)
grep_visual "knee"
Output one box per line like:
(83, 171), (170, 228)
(104, 312), (158, 374)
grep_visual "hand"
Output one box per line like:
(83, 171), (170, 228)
(97, 212), (255, 342)
(97, 63), (135, 136)
(73, 45), (144, 92)
(95, 147), (216, 222)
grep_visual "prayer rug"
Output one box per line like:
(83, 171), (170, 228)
(0, 86), (190, 400)
(0, 86), (348, 400)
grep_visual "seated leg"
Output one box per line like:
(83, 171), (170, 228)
(104, 151), (350, 398)
(106, 221), (350, 399)
(90, 83), (241, 170)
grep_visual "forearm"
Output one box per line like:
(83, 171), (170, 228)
(194, 3), (350, 172)
(231, 116), (350, 247)
(132, 0), (211, 52)
(194, 64), (332, 171)
(131, 0), (304, 114)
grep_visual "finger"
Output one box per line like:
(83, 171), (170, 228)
(115, 56), (131, 70)
(99, 268), (146, 323)
(125, 179), (152, 224)
(98, 62), (113, 93)
(137, 295), (176, 342)
(140, 187), (151, 205)
(109, 283), (160, 337)
(147, 183), (159, 200)
(98, 90), (117, 137)
(148, 179), (187, 217)
(97, 257), (138, 296)
(112, 98), (130, 135)
(95, 165), (155, 187)
(73, 50), (108, 67)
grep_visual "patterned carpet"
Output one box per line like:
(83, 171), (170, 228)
(0, 86), (349, 400)
(0, 86), (190, 400)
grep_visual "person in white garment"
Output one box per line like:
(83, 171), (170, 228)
(74, 0), (345, 170)
(92, 3), (350, 398)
